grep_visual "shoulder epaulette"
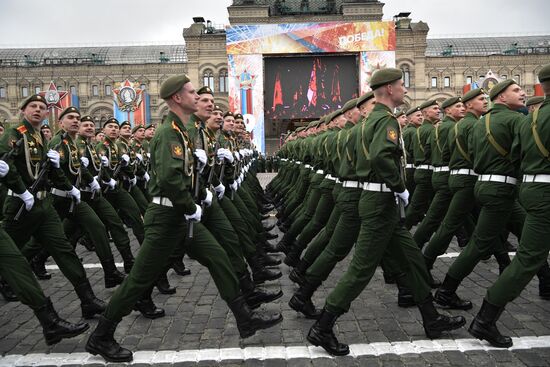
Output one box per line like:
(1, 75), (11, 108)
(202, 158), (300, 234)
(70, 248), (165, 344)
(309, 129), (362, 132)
(17, 125), (27, 134)
(103, 141), (109, 146)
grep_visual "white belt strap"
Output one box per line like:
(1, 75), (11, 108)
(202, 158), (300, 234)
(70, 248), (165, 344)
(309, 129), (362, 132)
(342, 180), (362, 188)
(316, 170), (324, 174)
(363, 182), (392, 192)
(433, 166), (450, 172)
(152, 196), (174, 207)
(416, 165), (434, 170)
(523, 174), (550, 183)
(478, 174), (517, 185)
(450, 168), (478, 176)
(7, 189), (47, 200)
(405, 164), (415, 169)
(304, 164), (312, 169)
(50, 188), (72, 198)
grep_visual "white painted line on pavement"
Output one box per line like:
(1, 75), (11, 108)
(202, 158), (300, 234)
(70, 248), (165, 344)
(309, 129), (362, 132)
(2, 336), (550, 365)
(42, 252), (516, 271)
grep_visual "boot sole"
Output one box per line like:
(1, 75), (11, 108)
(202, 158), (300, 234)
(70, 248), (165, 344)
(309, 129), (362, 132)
(425, 318), (466, 339)
(434, 300), (473, 311)
(468, 325), (513, 348)
(85, 344), (133, 363)
(45, 324), (90, 346)
(239, 315), (283, 338)
(253, 272), (282, 284)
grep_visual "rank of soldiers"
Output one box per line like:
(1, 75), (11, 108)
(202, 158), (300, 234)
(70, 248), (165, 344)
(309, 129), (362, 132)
(0, 64), (549, 361)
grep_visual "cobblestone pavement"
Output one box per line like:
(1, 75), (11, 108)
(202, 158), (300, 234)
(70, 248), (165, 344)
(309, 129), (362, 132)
(1, 173), (550, 366)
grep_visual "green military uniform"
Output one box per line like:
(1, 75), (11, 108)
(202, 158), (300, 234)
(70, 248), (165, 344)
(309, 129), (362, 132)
(130, 132), (152, 202)
(413, 99), (459, 248)
(116, 131), (149, 215)
(96, 125), (145, 244)
(404, 101), (437, 229)
(423, 91), (483, 263)
(402, 111), (418, 195)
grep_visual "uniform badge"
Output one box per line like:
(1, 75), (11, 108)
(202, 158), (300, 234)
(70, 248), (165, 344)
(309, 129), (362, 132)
(171, 143), (184, 160)
(387, 127), (398, 144)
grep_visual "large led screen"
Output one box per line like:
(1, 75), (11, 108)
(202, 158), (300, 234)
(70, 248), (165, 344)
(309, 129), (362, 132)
(264, 55), (358, 122)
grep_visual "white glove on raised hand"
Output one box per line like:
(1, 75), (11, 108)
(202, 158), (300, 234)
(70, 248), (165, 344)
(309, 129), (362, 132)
(194, 149), (207, 173)
(89, 177), (101, 192)
(69, 186), (81, 204)
(143, 172), (150, 182)
(202, 189), (213, 207)
(16, 190), (34, 211)
(234, 151), (241, 161)
(214, 183), (225, 200)
(121, 154), (130, 165)
(0, 160), (9, 178)
(185, 204), (203, 222)
(104, 178), (117, 190)
(101, 155), (109, 167)
(47, 150), (60, 168)
(395, 189), (410, 207)
(80, 156), (89, 168)
(146, 152), (151, 159)
(230, 181), (238, 192)
(135, 153), (143, 163)
(129, 177), (137, 187)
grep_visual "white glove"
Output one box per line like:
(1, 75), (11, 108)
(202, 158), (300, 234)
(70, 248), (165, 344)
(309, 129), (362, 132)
(69, 186), (81, 204)
(104, 178), (117, 189)
(194, 149), (207, 173)
(121, 154), (130, 164)
(101, 155), (109, 167)
(89, 177), (101, 192)
(136, 153), (143, 163)
(214, 183), (225, 200)
(146, 152), (151, 159)
(129, 177), (137, 187)
(16, 190), (34, 211)
(80, 156), (89, 168)
(239, 149), (246, 157)
(236, 177), (242, 187)
(239, 173), (244, 182)
(395, 189), (410, 207)
(0, 160), (9, 178)
(185, 204), (203, 222)
(235, 151), (241, 161)
(230, 181), (238, 192)
(47, 150), (60, 168)
(202, 189), (213, 207)
(142, 172), (150, 182)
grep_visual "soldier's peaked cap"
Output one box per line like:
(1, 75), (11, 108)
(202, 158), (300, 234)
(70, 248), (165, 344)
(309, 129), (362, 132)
(20, 94), (47, 110)
(538, 63), (550, 83)
(59, 106), (80, 120)
(441, 96), (462, 110)
(160, 74), (191, 99)
(369, 68), (402, 90)
(103, 117), (119, 128)
(341, 98), (358, 113)
(356, 91), (375, 107)
(489, 79), (517, 101)
(419, 99), (439, 110)
(462, 88), (486, 104)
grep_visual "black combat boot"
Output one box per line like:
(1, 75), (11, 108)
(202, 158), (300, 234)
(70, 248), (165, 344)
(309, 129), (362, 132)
(537, 261), (550, 300)
(134, 297), (165, 319)
(74, 281), (106, 319)
(396, 275), (415, 308)
(85, 316), (133, 362)
(289, 280), (322, 319)
(34, 298), (89, 345)
(254, 245), (281, 266)
(101, 258), (125, 289)
(78, 236), (96, 252)
(494, 252), (512, 275)
(424, 255), (441, 288)
(239, 273), (283, 310)
(118, 247), (135, 274)
(171, 256), (192, 276)
(30, 249), (51, 280)
(434, 275), (472, 310)
(263, 223), (276, 232)
(227, 295), (283, 338)
(418, 295), (466, 339)
(307, 308), (349, 356)
(0, 279), (18, 302)
(156, 271), (176, 294)
(249, 255), (282, 284)
(284, 241), (306, 268)
(289, 258), (311, 286)
(468, 299), (512, 348)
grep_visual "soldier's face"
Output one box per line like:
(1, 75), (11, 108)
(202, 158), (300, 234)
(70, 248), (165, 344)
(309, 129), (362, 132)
(388, 80), (407, 105)
(235, 119), (244, 133)
(424, 105), (441, 122)
(359, 98), (376, 117)
(95, 132), (105, 142)
(104, 123), (119, 139)
(120, 125), (132, 138)
(22, 101), (48, 125)
(207, 110), (223, 131)
(349, 107), (361, 123)
(173, 82), (199, 114)
(446, 102), (466, 120)
(41, 128), (52, 141)
(60, 112), (81, 134)
(197, 94), (214, 120)
(145, 127), (155, 138)
(79, 121), (95, 138)
(133, 128), (145, 140)
(223, 116), (235, 131)
(466, 95), (489, 116)
(397, 115), (408, 127)
(410, 111), (423, 125)
(499, 84), (526, 109)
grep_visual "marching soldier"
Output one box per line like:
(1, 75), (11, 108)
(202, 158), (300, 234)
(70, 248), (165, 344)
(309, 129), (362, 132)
(526, 95), (544, 113)
(130, 124), (151, 202)
(403, 106), (422, 195)
(0, 94), (105, 318)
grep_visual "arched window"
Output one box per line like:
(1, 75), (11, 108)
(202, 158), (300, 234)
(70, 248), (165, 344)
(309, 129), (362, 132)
(219, 69), (229, 93)
(401, 65), (410, 88)
(203, 69), (214, 91)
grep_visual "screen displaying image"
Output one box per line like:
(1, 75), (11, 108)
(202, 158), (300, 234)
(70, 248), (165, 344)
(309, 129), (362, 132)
(264, 54), (358, 122)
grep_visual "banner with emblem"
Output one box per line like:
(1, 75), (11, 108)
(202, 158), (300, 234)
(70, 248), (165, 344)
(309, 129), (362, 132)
(112, 80), (150, 127)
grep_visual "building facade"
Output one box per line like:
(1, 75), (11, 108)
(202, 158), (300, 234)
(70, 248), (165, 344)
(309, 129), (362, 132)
(0, 0), (548, 152)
